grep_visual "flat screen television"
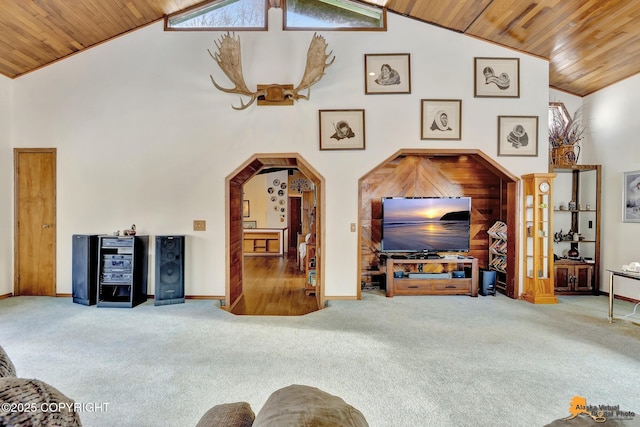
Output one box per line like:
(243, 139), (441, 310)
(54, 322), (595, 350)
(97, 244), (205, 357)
(381, 197), (471, 253)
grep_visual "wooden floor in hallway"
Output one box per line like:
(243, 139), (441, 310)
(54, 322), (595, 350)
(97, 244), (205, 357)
(230, 254), (319, 316)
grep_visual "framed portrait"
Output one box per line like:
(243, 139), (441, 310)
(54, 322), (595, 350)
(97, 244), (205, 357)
(364, 53), (411, 94)
(318, 109), (365, 150)
(474, 57), (520, 98)
(421, 99), (462, 140)
(242, 200), (250, 217)
(623, 170), (640, 223)
(497, 116), (538, 157)
(243, 220), (257, 229)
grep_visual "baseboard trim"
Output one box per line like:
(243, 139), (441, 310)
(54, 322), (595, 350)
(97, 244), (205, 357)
(599, 291), (640, 304)
(0, 293), (12, 300)
(186, 295), (225, 300)
(324, 295), (358, 300)
(56, 293), (72, 298)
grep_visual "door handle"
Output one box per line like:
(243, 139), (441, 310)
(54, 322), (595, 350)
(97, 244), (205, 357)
(42, 224), (51, 228)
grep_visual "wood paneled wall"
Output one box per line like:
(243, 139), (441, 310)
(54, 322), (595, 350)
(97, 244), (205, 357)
(359, 151), (518, 297)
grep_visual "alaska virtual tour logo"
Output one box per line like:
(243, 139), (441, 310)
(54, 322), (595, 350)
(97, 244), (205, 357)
(566, 396), (636, 423)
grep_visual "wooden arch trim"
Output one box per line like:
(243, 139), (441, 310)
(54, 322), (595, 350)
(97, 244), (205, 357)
(225, 153), (325, 311)
(357, 148), (520, 299)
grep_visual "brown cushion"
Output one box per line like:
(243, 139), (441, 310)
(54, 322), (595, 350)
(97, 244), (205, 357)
(196, 401), (255, 427)
(0, 377), (82, 426)
(253, 384), (368, 427)
(0, 345), (16, 378)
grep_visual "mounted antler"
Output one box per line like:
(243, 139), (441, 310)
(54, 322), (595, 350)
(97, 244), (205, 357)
(283, 33), (335, 102)
(208, 32), (263, 110)
(208, 32), (335, 110)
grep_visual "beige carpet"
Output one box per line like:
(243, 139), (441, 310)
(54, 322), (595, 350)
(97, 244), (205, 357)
(1, 293), (639, 426)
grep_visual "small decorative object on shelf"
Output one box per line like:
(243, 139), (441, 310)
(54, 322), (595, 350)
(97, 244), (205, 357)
(549, 104), (584, 166)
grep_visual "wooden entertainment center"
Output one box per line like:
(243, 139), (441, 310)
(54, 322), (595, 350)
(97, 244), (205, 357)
(385, 256), (478, 297)
(358, 150), (518, 299)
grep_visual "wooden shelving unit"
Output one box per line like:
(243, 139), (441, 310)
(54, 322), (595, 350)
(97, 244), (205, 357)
(385, 257), (478, 297)
(243, 229), (283, 256)
(487, 221), (507, 293)
(550, 165), (601, 294)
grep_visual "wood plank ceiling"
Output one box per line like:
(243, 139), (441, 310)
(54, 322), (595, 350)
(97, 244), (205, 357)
(0, 0), (638, 96)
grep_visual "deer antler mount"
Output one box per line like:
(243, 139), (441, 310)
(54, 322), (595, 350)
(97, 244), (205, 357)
(208, 32), (335, 110)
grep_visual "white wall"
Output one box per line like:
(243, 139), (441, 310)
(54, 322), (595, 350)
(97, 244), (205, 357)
(10, 9), (550, 298)
(582, 74), (640, 300)
(0, 75), (12, 295)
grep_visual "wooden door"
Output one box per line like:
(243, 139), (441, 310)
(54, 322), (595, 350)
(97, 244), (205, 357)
(288, 197), (302, 253)
(14, 149), (57, 296)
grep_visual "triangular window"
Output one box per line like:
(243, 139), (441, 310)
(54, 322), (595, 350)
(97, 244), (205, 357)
(284, 0), (386, 30)
(166, 0), (268, 30)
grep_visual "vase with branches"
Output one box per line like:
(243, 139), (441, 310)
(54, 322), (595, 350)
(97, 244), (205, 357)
(549, 106), (585, 165)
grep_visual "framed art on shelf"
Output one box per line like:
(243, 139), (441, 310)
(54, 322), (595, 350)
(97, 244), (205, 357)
(421, 99), (462, 140)
(364, 53), (411, 94)
(623, 170), (640, 223)
(497, 115), (538, 157)
(243, 200), (250, 217)
(474, 57), (520, 98)
(318, 109), (365, 150)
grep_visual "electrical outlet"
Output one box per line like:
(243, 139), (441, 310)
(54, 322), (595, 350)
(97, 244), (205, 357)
(193, 220), (206, 231)
(350, 223), (356, 232)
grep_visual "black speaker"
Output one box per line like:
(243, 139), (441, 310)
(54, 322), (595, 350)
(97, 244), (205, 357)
(480, 270), (497, 296)
(72, 234), (98, 306)
(155, 235), (185, 306)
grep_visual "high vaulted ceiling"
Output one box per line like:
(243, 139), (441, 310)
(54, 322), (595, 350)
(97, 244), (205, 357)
(0, 0), (638, 96)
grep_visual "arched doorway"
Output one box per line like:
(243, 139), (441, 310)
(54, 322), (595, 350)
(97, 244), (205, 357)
(225, 153), (325, 311)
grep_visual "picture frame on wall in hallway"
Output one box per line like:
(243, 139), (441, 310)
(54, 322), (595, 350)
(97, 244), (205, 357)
(243, 200), (250, 218)
(319, 109), (365, 150)
(364, 53), (411, 94)
(497, 116), (538, 157)
(421, 99), (462, 140)
(623, 170), (640, 223)
(474, 57), (520, 98)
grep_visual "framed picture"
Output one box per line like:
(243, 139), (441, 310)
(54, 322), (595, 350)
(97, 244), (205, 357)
(421, 99), (462, 140)
(319, 109), (365, 150)
(242, 200), (250, 217)
(497, 116), (538, 157)
(364, 53), (411, 94)
(474, 57), (520, 98)
(243, 220), (257, 229)
(623, 170), (640, 223)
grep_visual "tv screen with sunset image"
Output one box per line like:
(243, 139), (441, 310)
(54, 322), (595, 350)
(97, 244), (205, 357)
(381, 197), (471, 253)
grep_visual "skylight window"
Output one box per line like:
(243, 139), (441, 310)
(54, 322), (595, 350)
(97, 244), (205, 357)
(166, 0), (267, 30)
(284, 0), (386, 30)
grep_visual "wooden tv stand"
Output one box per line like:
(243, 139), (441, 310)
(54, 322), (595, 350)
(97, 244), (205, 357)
(386, 257), (478, 297)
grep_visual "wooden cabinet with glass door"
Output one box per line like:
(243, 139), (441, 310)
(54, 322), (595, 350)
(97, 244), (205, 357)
(522, 173), (557, 304)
